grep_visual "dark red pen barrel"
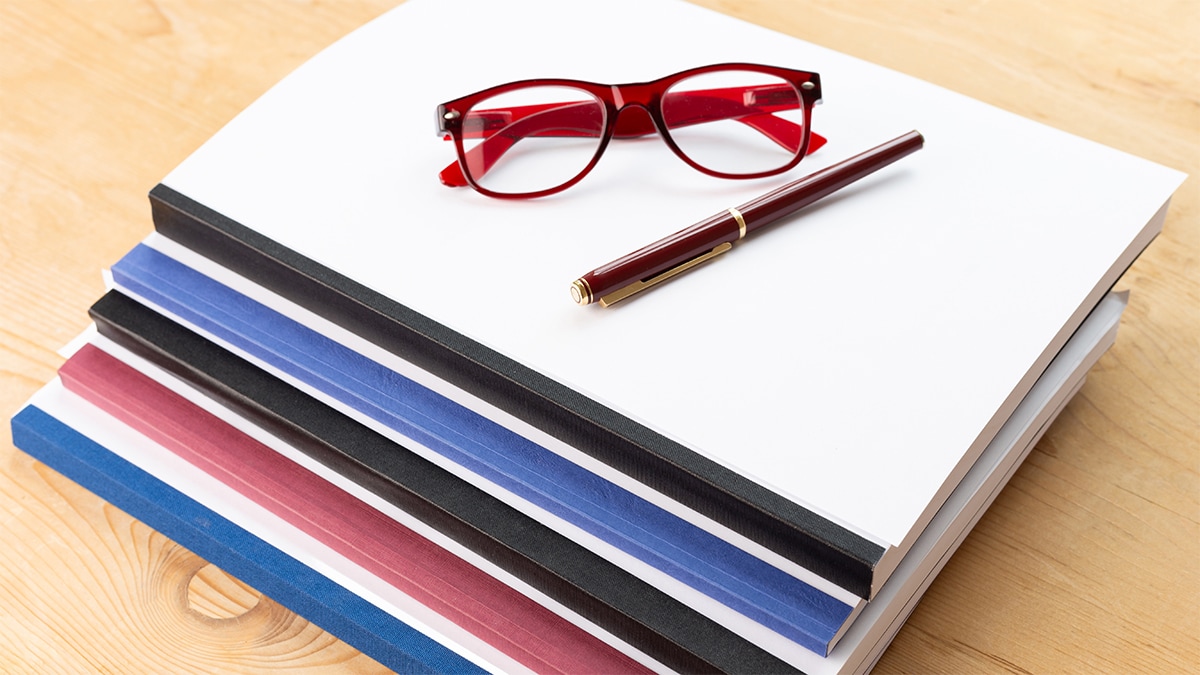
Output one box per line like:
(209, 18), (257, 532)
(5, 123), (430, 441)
(576, 210), (743, 303)
(738, 130), (924, 230)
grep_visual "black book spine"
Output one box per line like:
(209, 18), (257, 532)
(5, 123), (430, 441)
(90, 289), (802, 675)
(149, 183), (885, 598)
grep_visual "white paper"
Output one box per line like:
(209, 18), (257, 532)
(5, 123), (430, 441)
(163, 0), (1185, 551)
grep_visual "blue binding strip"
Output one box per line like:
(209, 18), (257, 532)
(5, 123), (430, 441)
(113, 243), (852, 654)
(11, 405), (484, 674)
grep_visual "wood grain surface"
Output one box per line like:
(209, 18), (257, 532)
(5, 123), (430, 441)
(1, 1), (1196, 672)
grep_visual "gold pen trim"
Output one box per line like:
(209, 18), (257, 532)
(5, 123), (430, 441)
(598, 242), (733, 307)
(729, 207), (747, 239)
(570, 278), (593, 305)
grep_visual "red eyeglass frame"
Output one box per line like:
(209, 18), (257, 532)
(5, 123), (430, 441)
(436, 63), (825, 199)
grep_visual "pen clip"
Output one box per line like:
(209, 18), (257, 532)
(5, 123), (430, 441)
(598, 242), (734, 307)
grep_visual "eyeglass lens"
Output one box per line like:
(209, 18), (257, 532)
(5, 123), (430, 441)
(662, 70), (803, 175)
(461, 86), (606, 196)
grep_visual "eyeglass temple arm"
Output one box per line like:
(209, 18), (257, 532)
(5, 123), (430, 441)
(439, 125), (826, 188)
(439, 84), (825, 187)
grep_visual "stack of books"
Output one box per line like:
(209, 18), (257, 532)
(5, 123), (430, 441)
(11, 0), (1184, 672)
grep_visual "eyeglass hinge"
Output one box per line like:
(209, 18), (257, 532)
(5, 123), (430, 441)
(436, 105), (460, 134)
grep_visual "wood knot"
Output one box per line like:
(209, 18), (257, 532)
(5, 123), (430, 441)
(186, 562), (263, 620)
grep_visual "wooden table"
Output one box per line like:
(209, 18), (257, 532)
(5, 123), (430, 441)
(1, 1), (1196, 672)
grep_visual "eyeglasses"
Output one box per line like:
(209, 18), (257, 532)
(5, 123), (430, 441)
(436, 63), (825, 199)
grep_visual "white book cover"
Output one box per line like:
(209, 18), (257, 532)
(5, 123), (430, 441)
(155, 0), (1185, 598)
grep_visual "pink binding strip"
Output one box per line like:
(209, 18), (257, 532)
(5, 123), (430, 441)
(59, 344), (651, 675)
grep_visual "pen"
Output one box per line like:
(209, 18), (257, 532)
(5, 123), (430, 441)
(569, 130), (925, 306)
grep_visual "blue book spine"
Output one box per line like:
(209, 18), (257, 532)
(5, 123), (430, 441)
(11, 405), (485, 675)
(113, 242), (851, 653)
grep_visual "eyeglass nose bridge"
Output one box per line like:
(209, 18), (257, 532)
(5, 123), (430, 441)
(608, 82), (662, 111)
(605, 82), (674, 141)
